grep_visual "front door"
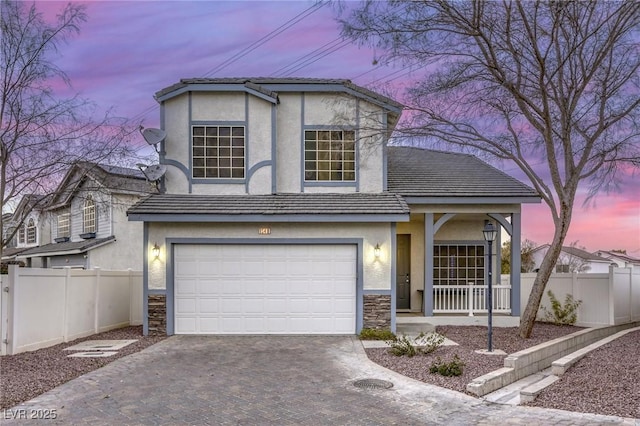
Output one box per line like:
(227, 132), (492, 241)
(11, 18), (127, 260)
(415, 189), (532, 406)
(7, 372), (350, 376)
(396, 234), (411, 309)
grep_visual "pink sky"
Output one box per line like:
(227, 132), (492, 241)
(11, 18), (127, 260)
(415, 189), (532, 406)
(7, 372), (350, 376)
(35, 1), (640, 255)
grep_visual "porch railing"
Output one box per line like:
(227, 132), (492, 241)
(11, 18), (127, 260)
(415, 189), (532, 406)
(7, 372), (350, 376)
(432, 283), (511, 315)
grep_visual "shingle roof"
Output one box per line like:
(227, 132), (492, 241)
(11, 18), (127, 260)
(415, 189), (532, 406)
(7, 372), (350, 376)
(128, 193), (409, 217)
(47, 162), (155, 209)
(18, 236), (115, 257)
(532, 244), (612, 262)
(1, 247), (29, 260)
(155, 78), (403, 111)
(387, 146), (539, 199)
(595, 250), (640, 264)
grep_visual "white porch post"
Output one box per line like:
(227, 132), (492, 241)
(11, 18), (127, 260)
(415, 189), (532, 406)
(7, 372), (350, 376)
(510, 212), (522, 316)
(424, 213), (434, 316)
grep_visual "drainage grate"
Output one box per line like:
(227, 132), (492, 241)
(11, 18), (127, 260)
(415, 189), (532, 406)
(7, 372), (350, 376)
(353, 379), (394, 390)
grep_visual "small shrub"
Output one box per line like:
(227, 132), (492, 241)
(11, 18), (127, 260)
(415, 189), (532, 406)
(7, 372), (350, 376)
(414, 331), (445, 354)
(386, 331), (445, 357)
(540, 290), (582, 325)
(387, 334), (418, 357)
(359, 328), (396, 341)
(429, 355), (465, 377)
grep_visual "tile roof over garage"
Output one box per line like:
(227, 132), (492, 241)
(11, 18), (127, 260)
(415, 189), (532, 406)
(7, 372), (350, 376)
(128, 193), (409, 222)
(387, 146), (539, 200)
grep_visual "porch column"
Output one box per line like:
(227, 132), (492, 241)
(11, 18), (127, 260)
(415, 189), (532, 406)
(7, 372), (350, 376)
(510, 212), (522, 316)
(424, 213), (434, 316)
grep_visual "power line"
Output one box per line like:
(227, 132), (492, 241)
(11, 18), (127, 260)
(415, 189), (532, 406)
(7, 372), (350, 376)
(270, 37), (344, 76)
(280, 39), (352, 77)
(202, 1), (327, 77)
(128, 2), (328, 124)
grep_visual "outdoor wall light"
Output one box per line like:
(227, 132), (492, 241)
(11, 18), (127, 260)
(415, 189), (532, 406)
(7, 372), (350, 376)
(152, 243), (160, 259)
(374, 243), (381, 258)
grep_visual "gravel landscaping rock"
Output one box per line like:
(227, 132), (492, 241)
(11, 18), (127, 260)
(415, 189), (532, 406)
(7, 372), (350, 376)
(365, 323), (640, 419)
(526, 329), (640, 419)
(365, 323), (581, 395)
(0, 326), (165, 410)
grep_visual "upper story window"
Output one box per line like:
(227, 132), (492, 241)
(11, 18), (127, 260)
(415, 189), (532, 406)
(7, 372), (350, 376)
(304, 130), (356, 181)
(57, 213), (70, 238)
(18, 225), (26, 244)
(26, 218), (36, 244)
(192, 125), (245, 179)
(83, 195), (96, 233)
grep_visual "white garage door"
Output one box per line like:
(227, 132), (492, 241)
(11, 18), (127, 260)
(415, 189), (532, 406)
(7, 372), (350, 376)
(174, 244), (357, 334)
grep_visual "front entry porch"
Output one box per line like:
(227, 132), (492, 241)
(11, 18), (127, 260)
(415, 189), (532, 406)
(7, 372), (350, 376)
(394, 211), (523, 323)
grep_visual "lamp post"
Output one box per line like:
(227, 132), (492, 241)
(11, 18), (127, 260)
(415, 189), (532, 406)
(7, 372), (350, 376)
(483, 222), (497, 352)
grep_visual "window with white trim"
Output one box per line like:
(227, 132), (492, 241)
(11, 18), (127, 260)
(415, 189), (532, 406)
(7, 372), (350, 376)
(26, 218), (36, 244)
(433, 244), (486, 286)
(192, 125), (245, 179)
(18, 225), (26, 244)
(57, 213), (70, 238)
(304, 130), (356, 181)
(83, 195), (96, 233)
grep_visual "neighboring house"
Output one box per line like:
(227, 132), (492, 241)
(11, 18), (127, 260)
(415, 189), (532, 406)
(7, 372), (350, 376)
(531, 244), (613, 273)
(127, 78), (540, 336)
(1, 194), (50, 267)
(16, 162), (156, 270)
(594, 250), (640, 269)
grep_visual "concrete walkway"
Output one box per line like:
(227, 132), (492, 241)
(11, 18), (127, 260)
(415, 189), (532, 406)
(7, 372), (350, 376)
(3, 336), (637, 425)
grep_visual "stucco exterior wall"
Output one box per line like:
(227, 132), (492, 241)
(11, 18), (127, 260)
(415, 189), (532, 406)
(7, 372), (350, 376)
(161, 90), (388, 196)
(147, 222), (393, 292)
(89, 194), (144, 270)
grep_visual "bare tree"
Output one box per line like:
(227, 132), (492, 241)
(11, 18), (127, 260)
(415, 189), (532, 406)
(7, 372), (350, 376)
(501, 239), (536, 274)
(560, 241), (592, 273)
(339, 1), (640, 337)
(0, 1), (142, 256)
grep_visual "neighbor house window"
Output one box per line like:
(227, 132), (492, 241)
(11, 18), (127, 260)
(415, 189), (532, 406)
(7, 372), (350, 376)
(18, 225), (26, 244)
(556, 264), (570, 273)
(433, 244), (486, 286)
(192, 125), (245, 179)
(57, 213), (70, 238)
(26, 218), (36, 244)
(83, 195), (96, 233)
(304, 130), (356, 181)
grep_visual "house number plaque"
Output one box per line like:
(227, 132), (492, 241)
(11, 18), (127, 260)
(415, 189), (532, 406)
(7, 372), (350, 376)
(258, 227), (271, 235)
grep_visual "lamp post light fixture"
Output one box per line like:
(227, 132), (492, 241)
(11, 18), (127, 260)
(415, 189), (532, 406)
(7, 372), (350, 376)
(483, 222), (497, 352)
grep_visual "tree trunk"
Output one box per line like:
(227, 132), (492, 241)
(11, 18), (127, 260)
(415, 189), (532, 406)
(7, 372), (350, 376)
(519, 206), (572, 338)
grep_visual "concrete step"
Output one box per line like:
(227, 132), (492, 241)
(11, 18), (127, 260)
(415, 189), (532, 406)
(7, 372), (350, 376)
(482, 368), (554, 406)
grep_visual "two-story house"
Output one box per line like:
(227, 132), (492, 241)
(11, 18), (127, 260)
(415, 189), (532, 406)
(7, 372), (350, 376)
(128, 78), (540, 336)
(1, 194), (50, 268)
(17, 162), (156, 270)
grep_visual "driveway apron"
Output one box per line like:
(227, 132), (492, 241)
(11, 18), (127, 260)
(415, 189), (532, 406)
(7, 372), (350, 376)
(4, 336), (635, 425)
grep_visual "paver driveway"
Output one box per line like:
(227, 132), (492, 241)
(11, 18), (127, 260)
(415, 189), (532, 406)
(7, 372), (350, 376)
(3, 336), (636, 425)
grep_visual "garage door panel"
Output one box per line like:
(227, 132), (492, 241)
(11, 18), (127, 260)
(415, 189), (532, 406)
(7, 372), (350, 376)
(199, 298), (219, 313)
(175, 244), (356, 334)
(265, 298), (288, 311)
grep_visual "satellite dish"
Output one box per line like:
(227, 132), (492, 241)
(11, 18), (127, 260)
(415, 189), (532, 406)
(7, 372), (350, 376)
(140, 127), (166, 153)
(143, 164), (167, 182)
